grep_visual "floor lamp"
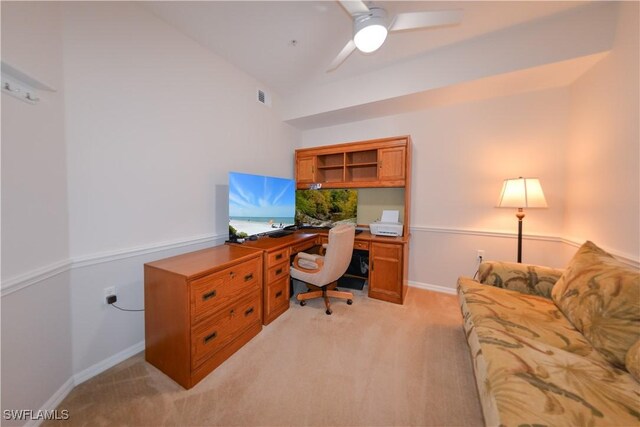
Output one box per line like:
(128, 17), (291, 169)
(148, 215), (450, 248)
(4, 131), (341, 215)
(496, 177), (547, 263)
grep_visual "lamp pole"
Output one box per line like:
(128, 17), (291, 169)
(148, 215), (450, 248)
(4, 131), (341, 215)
(516, 208), (525, 263)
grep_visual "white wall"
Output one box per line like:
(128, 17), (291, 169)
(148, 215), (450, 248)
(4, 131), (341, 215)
(1, 1), (300, 421)
(1, 2), (73, 423)
(302, 88), (573, 289)
(565, 1), (640, 260)
(63, 2), (298, 258)
(1, 2), (69, 280)
(61, 2), (299, 376)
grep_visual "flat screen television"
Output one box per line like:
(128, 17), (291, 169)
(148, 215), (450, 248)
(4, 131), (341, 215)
(295, 189), (358, 227)
(228, 172), (296, 239)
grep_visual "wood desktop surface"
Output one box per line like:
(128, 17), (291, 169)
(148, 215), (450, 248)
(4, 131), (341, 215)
(232, 229), (408, 252)
(232, 232), (318, 252)
(144, 245), (261, 280)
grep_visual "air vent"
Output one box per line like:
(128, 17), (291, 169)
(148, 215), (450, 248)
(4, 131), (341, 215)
(256, 89), (271, 107)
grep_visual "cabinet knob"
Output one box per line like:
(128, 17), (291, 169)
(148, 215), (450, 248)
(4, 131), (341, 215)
(244, 307), (254, 316)
(244, 273), (253, 281)
(275, 268), (283, 276)
(275, 290), (283, 298)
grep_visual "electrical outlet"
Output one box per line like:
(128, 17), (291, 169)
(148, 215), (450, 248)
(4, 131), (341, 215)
(104, 286), (116, 304)
(477, 250), (485, 263)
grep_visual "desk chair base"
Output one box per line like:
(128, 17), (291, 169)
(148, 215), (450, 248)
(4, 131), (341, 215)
(296, 282), (353, 315)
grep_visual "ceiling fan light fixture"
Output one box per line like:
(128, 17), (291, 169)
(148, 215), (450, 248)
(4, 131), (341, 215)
(353, 8), (388, 53)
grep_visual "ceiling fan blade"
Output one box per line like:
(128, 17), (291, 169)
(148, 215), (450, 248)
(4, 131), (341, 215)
(389, 10), (463, 32)
(327, 39), (357, 72)
(339, 0), (370, 16)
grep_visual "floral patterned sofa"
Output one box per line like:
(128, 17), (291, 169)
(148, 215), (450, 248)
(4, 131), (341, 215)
(457, 241), (640, 427)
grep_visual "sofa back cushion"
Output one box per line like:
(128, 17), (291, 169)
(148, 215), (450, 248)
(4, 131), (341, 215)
(552, 241), (640, 368)
(477, 261), (563, 299)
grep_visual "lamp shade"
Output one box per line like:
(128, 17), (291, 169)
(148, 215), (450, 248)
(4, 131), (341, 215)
(353, 8), (388, 53)
(496, 177), (547, 208)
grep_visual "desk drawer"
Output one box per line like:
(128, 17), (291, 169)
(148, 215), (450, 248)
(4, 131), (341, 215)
(266, 248), (289, 269)
(267, 262), (289, 283)
(191, 290), (261, 369)
(265, 276), (289, 320)
(190, 258), (261, 323)
(354, 240), (369, 251)
(291, 239), (316, 255)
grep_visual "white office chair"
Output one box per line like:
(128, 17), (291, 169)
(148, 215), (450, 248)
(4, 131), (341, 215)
(290, 224), (356, 315)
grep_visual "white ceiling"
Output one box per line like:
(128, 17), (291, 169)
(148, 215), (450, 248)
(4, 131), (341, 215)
(144, 1), (587, 98)
(141, 1), (620, 130)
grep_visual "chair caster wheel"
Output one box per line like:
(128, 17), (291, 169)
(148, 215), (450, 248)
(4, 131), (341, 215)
(326, 309), (332, 315)
(347, 299), (353, 305)
(300, 300), (306, 306)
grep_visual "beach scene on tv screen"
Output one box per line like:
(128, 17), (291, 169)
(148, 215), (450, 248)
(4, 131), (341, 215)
(229, 172), (295, 238)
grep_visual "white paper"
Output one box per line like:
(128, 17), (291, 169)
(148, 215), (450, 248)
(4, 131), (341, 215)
(380, 210), (399, 223)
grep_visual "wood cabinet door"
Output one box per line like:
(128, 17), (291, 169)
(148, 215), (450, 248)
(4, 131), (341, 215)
(296, 156), (316, 183)
(378, 147), (406, 181)
(369, 242), (403, 303)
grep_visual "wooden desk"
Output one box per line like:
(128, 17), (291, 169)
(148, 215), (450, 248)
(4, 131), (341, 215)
(228, 229), (409, 325)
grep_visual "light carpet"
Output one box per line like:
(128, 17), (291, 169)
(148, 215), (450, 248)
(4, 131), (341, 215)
(45, 287), (484, 426)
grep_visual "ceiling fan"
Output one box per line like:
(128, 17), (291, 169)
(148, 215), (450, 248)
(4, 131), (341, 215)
(328, 1), (463, 71)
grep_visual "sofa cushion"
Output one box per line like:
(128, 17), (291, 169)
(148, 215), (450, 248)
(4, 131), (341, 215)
(464, 324), (640, 427)
(477, 261), (564, 299)
(627, 339), (640, 383)
(458, 277), (606, 363)
(551, 241), (640, 368)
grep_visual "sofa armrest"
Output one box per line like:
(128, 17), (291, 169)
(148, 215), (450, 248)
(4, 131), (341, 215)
(477, 261), (564, 299)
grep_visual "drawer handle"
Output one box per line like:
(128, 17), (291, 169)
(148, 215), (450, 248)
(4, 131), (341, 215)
(244, 273), (253, 282)
(244, 307), (254, 316)
(229, 271), (236, 278)
(275, 268), (283, 276)
(275, 290), (283, 298)
(203, 331), (217, 344)
(202, 290), (217, 301)
(275, 253), (283, 260)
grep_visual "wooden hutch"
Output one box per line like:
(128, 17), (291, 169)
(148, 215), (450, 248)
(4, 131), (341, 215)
(295, 135), (412, 304)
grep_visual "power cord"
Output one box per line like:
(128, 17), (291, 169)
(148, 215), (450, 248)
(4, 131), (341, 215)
(106, 295), (144, 312)
(110, 304), (144, 312)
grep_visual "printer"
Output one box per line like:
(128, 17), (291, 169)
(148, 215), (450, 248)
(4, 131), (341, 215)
(369, 210), (403, 237)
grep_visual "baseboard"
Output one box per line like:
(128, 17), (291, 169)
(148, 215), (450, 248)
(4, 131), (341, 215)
(23, 377), (75, 427)
(408, 281), (457, 295)
(22, 341), (144, 427)
(73, 340), (145, 385)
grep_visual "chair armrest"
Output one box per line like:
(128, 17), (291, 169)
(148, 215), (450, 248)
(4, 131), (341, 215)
(319, 243), (329, 256)
(298, 252), (321, 261)
(293, 252), (324, 273)
(477, 261), (564, 299)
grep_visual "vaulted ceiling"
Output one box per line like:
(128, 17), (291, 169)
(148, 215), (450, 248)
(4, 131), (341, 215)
(145, 1), (618, 129)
